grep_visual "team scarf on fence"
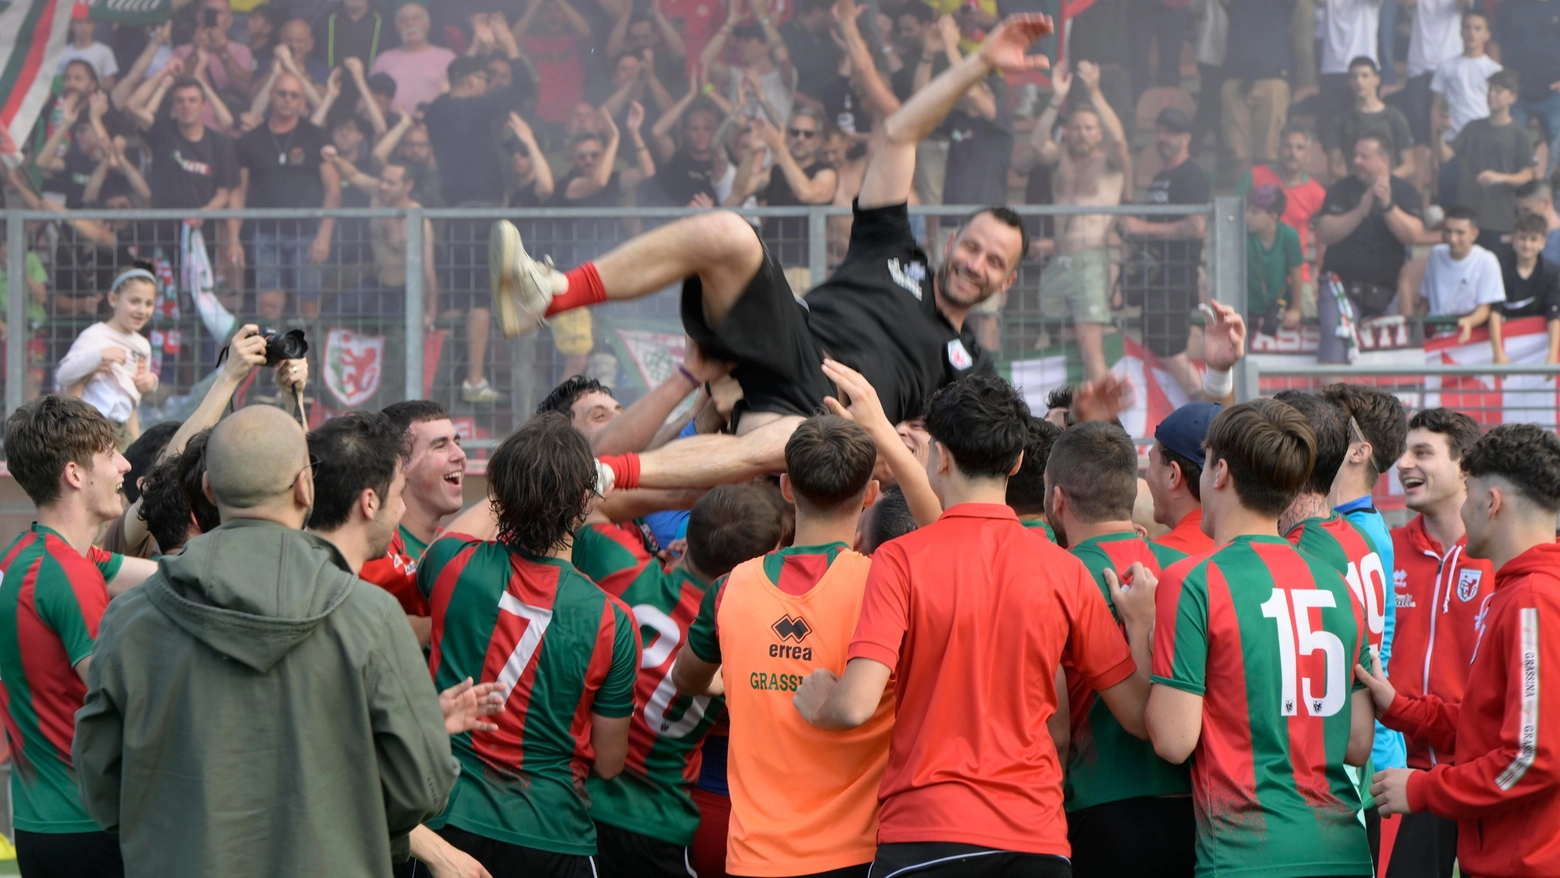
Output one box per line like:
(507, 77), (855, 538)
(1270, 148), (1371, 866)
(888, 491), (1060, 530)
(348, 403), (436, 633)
(0, 0), (74, 153)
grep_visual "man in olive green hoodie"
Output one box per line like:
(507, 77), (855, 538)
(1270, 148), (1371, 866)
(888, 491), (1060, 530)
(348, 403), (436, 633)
(72, 405), (459, 877)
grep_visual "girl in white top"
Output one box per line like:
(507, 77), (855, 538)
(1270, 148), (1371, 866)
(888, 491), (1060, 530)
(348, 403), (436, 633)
(54, 268), (158, 441)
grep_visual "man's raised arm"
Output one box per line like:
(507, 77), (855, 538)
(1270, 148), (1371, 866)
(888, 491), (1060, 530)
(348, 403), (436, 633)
(857, 13), (1052, 209)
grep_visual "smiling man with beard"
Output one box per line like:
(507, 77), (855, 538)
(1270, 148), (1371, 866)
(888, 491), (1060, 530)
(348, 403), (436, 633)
(490, 14), (1054, 454)
(357, 401), (468, 646)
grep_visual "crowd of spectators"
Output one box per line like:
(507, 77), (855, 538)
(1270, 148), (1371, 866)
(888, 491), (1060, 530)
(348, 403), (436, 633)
(4, 0), (1560, 418)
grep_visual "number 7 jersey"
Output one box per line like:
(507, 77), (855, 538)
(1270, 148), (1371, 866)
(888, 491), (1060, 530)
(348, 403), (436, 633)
(1152, 535), (1373, 878)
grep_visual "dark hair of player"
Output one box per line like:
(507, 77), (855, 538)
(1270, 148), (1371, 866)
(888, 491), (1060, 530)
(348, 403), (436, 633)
(306, 412), (408, 532)
(686, 484), (784, 579)
(178, 429), (222, 536)
(1045, 421), (1138, 523)
(925, 375), (1031, 480)
(1006, 416), (1062, 515)
(1272, 390), (1350, 497)
(4, 395), (119, 507)
(1204, 399), (1316, 518)
(1461, 423), (1560, 513)
(860, 485), (917, 554)
(1408, 408), (1481, 461)
(784, 415), (879, 513)
(138, 456), (193, 552)
(490, 413), (597, 557)
(122, 420), (183, 504)
(381, 400), (451, 440)
(1321, 383), (1408, 487)
(536, 375), (613, 419)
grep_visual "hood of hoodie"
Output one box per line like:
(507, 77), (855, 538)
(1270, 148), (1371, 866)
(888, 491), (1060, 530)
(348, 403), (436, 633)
(1404, 514), (1462, 558)
(145, 518), (359, 672)
(1496, 540), (1560, 589)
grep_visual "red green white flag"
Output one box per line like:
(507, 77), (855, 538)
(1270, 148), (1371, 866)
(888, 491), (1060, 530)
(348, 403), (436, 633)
(0, 0), (75, 155)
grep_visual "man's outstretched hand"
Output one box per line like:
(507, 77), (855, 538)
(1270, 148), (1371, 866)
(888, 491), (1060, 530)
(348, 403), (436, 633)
(1072, 372), (1134, 424)
(977, 14), (1053, 73)
(821, 358), (895, 440)
(440, 677), (506, 735)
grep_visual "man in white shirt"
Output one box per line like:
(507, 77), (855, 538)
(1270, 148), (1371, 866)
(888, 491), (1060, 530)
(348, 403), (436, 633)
(1418, 205), (1506, 340)
(1430, 12), (1501, 204)
(1399, 0), (1466, 171)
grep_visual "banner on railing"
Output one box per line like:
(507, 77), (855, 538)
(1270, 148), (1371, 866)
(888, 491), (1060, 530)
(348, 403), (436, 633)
(1421, 316), (1557, 429)
(0, 0), (73, 153)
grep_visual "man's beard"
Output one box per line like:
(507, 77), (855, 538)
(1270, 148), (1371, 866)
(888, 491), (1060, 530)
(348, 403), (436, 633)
(936, 259), (997, 308)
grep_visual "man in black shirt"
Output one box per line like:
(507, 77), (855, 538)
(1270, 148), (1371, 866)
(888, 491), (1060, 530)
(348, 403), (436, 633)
(1313, 131), (1426, 362)
(492, 14), (1054, 468)
(227, 72), (339, 321)
(1119, 108), (1210, 394)
(1320, 56), (1417, 181)
(128, 76), (238, 275)
(753, 108), (837, 268)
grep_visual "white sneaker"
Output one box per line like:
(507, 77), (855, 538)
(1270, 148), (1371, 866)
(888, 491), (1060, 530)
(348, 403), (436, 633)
(462, 379), (502, 404)
(489, 219), (563, 337)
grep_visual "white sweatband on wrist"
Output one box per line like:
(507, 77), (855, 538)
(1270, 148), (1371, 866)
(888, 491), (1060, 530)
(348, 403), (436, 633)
(1203, 366), (1233, 399)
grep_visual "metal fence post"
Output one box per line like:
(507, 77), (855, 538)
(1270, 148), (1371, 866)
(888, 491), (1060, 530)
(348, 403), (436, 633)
(807, 206), (827, 287)
(1210, 195), (1245, 318)
(404, 207), (425, 402)
(1235, 357), (1259, 404)
(6, 213), (25, 416)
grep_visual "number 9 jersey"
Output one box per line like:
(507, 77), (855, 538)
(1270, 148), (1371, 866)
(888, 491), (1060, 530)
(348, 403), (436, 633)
(1151, 534), (1374, 878)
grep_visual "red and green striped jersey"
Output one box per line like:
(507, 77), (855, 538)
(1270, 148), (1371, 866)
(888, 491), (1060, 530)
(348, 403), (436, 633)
(0, 524), (122, 833)
(1020, 518), (1057, 543)
(572, 520), (660, 598)
(1065, 532), (1190, 812)
(576, 527), (724, 847)
(360, 524), (433, 616)
(1285, 513), (1387, 657)
(419, 534), (641, 855)
(1152, 535), (1372, 878)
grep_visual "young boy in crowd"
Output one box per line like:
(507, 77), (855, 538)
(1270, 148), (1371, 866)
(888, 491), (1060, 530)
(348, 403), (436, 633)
(1147, 399), (1376, 878)
(51, 267), (159, 445)
(1490, 211), (1560, 363)
(674, 415), (893, 878)
(1246, 184), (1306, 337)
(1440, 71), (1539, 250)
(1429, 12), (1501, 206)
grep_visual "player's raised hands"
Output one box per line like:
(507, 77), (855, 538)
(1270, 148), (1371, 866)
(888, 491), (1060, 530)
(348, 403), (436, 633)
(976, 14), (1053, 74)
(821, 358), (894, 439)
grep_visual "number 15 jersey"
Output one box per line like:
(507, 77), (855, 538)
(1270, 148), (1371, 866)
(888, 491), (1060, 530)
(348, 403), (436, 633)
(1152, 534), (1373, 878)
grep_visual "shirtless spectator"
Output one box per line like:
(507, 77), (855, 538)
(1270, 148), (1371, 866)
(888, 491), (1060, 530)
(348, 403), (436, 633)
(1314, 132), (1426, 362)
(321, 152), (438, 322)
(1321, 56), (1416, 181)
(1027, 61), (1129, 382)
(372, 117), (442, 207)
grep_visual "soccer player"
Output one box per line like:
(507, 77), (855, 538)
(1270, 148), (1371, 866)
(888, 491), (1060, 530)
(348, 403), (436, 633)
(672, 415), (891, 878)
(1359, 423), (1560, 878)
(417, 413), (641, 876)
(583, 486), (783, 878)
(1146, 402), (1220, 557)
(0, 397), (155, 876)
(1147, 399), (1376, 878)
(358, 400), (468, 645)
(793, 376), (1148, 877)
(1044, 421), (1193, 878)
(1385, 408), (1495, 878)
(491, 15), (1054, 445)
(1006, 415), (1063, 542)
(1321, 382), (1410, 781)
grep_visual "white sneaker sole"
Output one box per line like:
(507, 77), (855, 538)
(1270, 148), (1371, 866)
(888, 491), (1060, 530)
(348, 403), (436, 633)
(489, 220), (552, 338)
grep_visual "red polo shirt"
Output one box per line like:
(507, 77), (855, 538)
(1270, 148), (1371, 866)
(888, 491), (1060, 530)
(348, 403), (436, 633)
(850, 503), (1135, 857)
(1155, 508), (1215, 557)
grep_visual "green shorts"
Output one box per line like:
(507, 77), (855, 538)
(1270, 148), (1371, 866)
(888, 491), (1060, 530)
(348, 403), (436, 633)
(1041, 250), (1111, 324)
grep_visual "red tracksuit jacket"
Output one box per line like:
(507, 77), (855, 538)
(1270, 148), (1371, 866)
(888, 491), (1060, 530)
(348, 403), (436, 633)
(1391, 517), (1498, 769)
(1382, 541), (1560, 878)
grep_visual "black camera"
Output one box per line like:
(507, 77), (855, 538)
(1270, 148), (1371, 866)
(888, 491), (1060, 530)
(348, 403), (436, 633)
(261, 328), (308, 366)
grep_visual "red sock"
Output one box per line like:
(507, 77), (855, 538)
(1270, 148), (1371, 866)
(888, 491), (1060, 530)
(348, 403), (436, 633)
(546, 262), (608, 317)
(599, 453), (641, 491)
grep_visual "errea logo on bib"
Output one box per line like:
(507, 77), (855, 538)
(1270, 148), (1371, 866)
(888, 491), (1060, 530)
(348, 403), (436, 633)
(887, 258), (925, 300)
(947, 339), (973, 371)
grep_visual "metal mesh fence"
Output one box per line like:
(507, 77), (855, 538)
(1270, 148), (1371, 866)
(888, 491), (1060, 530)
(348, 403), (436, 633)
(1, 202), (1225, 459)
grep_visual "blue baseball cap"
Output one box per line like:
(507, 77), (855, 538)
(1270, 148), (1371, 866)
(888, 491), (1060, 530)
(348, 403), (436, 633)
(1155, 401), (1223, 463)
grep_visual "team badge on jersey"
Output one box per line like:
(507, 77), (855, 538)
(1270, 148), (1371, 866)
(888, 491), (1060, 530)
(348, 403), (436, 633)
(887, 258), (926, 300)
(1457, 568), (1483, 603)
(947, 339), (973, 371)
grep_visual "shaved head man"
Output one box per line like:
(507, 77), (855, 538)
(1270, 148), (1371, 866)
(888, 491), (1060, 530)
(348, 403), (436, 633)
(204, 405), (315, 523)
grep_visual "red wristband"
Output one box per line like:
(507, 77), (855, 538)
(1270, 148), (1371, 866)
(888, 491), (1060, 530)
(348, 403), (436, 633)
(600, 453), (641, 491)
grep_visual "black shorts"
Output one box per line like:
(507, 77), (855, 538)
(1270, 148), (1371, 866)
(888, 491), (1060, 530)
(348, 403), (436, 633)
(868, 842), (1071, 878)
(428, 825), (596, 878)
(681, 240), (833, 419)
(1384, 810), (1458, 878)
(1068, 796), (1195, 878)
(594, 821), (694, 878)
(15, 829), (124, 878)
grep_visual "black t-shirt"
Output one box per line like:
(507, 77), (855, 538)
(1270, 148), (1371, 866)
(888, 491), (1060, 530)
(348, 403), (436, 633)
(1317, 175), (1424, 289)
(1499, 250), (1560, 320)
(657, 149), (717, 207)
(235, 118), (330, 209)
(423, 88), (525, 207)
(944, 76), (1014, 207)
(44, 145), (99, 209)
(1224, 0), (1294, 80)
(144, 120), (239, 210)
(1136, 159), (1210, 286)
(1321, 106), (1415, 166)
(806, 201), (995, 425)
(762, 159), (827, 265)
